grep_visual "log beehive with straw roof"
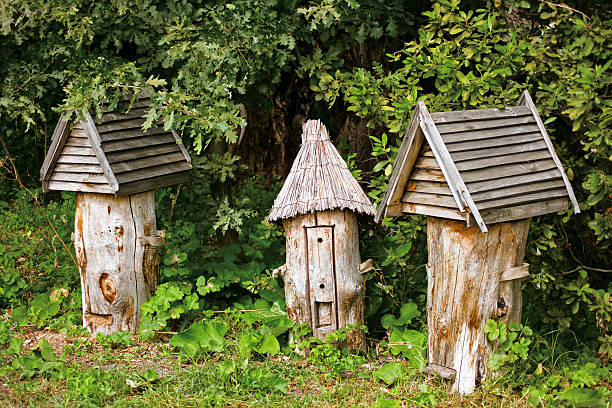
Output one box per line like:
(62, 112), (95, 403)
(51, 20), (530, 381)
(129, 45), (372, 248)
(268, 119), (375, 346)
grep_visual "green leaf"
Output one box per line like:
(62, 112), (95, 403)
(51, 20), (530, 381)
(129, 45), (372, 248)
(375, 362), (406, 385)
(381, 302), (420, 330)
(557, 387), (605, 407)
(170, 320), (228, 357)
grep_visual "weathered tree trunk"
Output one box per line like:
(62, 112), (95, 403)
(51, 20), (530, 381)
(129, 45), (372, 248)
(74, 191), (162, 335)
(283, 209), (365, 348)
(426, 217), (530, 394)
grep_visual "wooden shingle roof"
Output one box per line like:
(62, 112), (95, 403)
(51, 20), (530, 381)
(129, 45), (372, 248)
(40, 95), (192, 195)
(375, 91), (579, 232)
(267, 119), (375, 222)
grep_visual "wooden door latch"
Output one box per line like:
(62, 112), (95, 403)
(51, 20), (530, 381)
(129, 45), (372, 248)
(138, 229), (166, 247)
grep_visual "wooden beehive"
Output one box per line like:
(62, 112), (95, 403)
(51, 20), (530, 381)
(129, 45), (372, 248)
(40, 94), (192, 334)
(267, 120), (375, 347)
(375, 91), (579, 394)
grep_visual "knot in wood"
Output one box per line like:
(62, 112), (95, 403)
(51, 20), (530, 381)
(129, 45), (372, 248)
(99, 273), (117, 303)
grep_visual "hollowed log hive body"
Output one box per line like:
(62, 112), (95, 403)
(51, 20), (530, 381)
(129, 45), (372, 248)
(74, 191), (160, 334)
(283, 209), (364, 346)
(426, 217), (530, 394)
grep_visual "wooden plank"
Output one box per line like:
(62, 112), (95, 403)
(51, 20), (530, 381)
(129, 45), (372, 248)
(405, 180), (452, 195)
(500, 263), (529, 281)
(99, 127), (169, 142)
(418, 101), (487, 231)
(441, 125), (541, 144)
(448, 140), (548, 161)
(50, 172), (109, 184)
(401, 191), (459, 208)
(415, 156), (440, 170)
(435, 115), (536, 134)
(476, 188), (568, 210)
(466, 169), (564, 193)
(443, 132), (543, 153)
(70, 129), (88, 138)
(48, 180), (114, 193)
(402, 202), (466, 221)
(110, 152), (186, 174)
(101, 97), (151, 112)
(99, 107), (150, 123)
(57, 154), (100, 165)
(374, 108), (423, 223)
(115, 161), (191, 184)
(471, 179), (566, 202)
(84, 113), (120, 192)
(454, 150), (552, 172)
(306, 226), (338, 340)
(430, 106), (532, 123)
(95, 118), (147, 134)
(411, 168), (446, 182)
(102, 134), (175, 153)
(105, 143), (181, 164)
(519, 91), (580, 213)
(479, 197), (569, 224)
(61, 146), (95, 156)
(171, 130), (192, 166)
(117, 171), (190, 195)
(53, 164), (104, 174)
(64, 136), (92, 147)
(40, 118), (70, 184)
(460, 159), (558, 183)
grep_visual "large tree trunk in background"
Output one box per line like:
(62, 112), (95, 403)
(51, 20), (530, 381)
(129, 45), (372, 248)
(74, 191), (161, 335)
(426, 217), (530, 394)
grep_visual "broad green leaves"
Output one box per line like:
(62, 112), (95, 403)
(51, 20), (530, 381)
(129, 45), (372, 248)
(374, 362), (406, 385)
(170, 320), (229, 357)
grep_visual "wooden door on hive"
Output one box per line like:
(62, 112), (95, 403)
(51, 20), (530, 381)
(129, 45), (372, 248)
(306, 225), (338, 339)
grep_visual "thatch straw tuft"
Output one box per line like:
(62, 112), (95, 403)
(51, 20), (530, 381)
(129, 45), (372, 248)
(267, 119), (375, 222)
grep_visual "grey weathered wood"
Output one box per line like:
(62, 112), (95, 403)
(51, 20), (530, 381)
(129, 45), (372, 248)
(40, 118), (70, 185)
(102, 134), (175, 153)
(110, 152), (187, 174)
(96, 118), (146, 134)
(427, 217), (529, 394)
(444, 133), (544, 154)
(460, 159), (558, 183)
(448, 140), (548, 161)
(405, 180), (452, 195)
(57, 155), (100, 165)
(374, 109), (423, 222)
(106, 144), (181, 163)
(430, 106), (532, 123)
(65, 136), (92, 147)
(171, 130), (193, 165)
(435, 115), (536, 134)
(75, 191), (157, 335)
(99, 127), (169, 142)
(466, 169), (564, 193)
(100, 107), (150, 123)
(53, 164), (104, 174)
(50, 172), (110, 184)
(519, 90), (580, 213)
(419, 102), (487, 232)
(401, 191), (458, 208)
(478, 197), (569, 224)
(62, 146), (96, 156)
(48, 180), (114, 194)
(70, 129), (88, 138)
(500, 263), (529, 281)
(441, 125), (541, 144)
(471, 179), (566, 202)
(117, 171), (191, 196)
(84, 113), (119, 192)
(115, 161), (191, 184)
(102, 99), (151, 113)
(476, 188), (568, 210)
(454, 150), (552, 172)
(415, 157), (441, 170)
(402, 202), (466, 221)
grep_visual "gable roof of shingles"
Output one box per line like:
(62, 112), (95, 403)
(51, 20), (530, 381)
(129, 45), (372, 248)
(40, 95), (191, 196)
(374, 91), (579, 232)
(267, 119), (375, 222)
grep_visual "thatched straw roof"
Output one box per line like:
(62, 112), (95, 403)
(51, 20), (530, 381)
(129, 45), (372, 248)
(267, 119), (375, 222)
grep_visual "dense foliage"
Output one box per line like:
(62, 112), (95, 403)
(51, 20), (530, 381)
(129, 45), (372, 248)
(0, 0), (610, 405)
